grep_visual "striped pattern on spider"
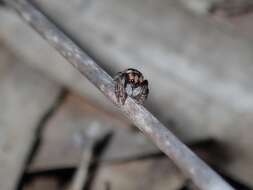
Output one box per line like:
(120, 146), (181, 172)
(114, 68), (149, 105)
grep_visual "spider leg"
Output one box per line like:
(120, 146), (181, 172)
(115, 80), (120, 103)
(114, 72), (122, 103)
(136, 80), (149, 104)
(119, 73), (128, 105)
(114, 72), (128, 105)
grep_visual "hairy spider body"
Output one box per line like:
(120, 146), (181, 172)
(114, 68), (149, 105)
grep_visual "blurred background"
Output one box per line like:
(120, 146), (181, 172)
(0, 0), (253, 189)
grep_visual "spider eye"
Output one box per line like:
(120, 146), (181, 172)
(130, 79), (134, 83)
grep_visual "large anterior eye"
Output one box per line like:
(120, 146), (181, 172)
(130, 79), (134, 83)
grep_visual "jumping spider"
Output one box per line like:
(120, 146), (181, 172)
(114, 68), (149, 105)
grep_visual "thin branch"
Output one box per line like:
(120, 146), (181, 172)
(68, 149), (92, 190)
(68, 131), (112, 190)
(3, 1), (234, 190)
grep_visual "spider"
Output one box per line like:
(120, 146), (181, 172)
(114, 68), (149, 105)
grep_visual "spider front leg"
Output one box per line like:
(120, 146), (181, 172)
(114, 72), (128, 105)
(133, 80), (149, 104)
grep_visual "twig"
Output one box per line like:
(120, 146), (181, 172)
(68, 132), (112, 190)
(3, 0), (234, 190)
(68, 149), (92, 190)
